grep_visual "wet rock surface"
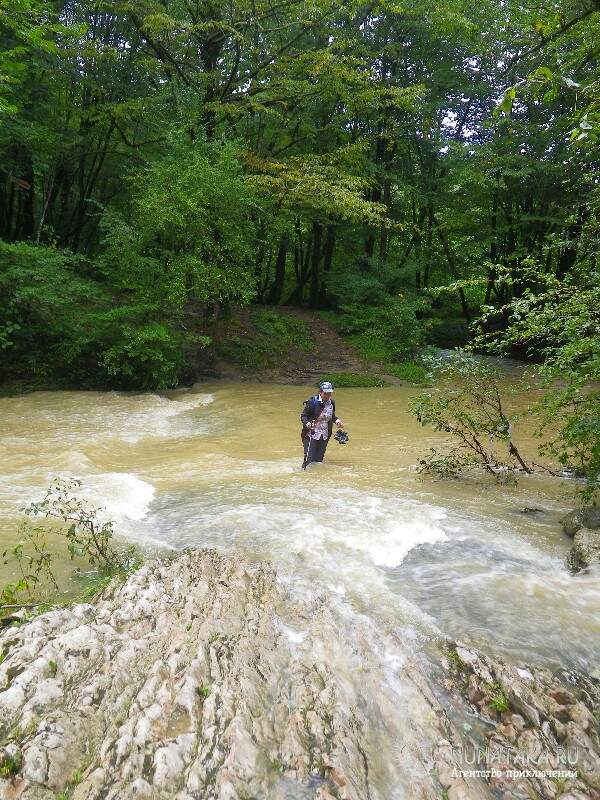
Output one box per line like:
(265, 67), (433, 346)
(441, 641), (600, 800)
(567, 529), (600, 572)
(0, 550), (483, 800)
(561, 508), (600, 539)
(1, 550), (599, 800)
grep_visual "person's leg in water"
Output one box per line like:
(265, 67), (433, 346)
(304, 436), (328, 466)
(313, 437), (328, 463)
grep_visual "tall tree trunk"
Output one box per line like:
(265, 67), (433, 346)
(35, 169), (55, 245)
(556, 206), (584, 279)
(413, 200), (421, 289)
(309, 221), (323, 308)
(318, 224), (335, 308)
(423, 206), (433, 288)
(266, 232), (289, 305)
(286, 227), (313, 305)
(484, 191), (499, 304)
(378, 179), (391, 261)
(432, 215), (471, 323)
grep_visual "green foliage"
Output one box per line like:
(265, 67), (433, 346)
(418, 448), (474, 479)
(252, 311), (313, 352)
(384, 362), (430, 384)
(100, 140), (258, 309)
(474, 267), (600, 497)
(25, 479), (137, 573)
(1, 479), (139, 607)
(1, 523), (58, 605)
(326, 271), (392, 308)
(80, 573), (115, 601)
(217, 310), (313, 370)
(410, 352), (532, 480)
(425, 317), (470, 349)
(100, 322), (187, 391)
(319, 373), (387, 388)
(196, 685), (211, 700)
(0, 241), (191, 390)
(329, 300), (424, 364)
(0, 750), (22, 777)
(0, 0), (599, 466)
(488, 684), (510, 714)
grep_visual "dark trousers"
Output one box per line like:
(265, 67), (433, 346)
(303, 435), (329, 466)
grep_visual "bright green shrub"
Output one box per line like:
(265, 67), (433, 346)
(333, 299), (424, 362)
(384, 361), (430, 384)
(252, 311), (313, 351)
(99, 139), (258, 310)
(0, 241), (192, 390)
(319, 372), (387, 387)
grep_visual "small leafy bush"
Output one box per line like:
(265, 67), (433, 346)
(319, 372), (386, 387)
(384, 361), (430, 384)
(0, 750), (22, 777)
(252, 311), (313, 352)
(488, 684), (510, 713)
(410, 352), (532, 480)
(330, 299), (424, 363)
(100, 321), (188, 390)
(1, 479), (140, 607)
(218, 310), (314, 370)
(326, 270), (390, 307)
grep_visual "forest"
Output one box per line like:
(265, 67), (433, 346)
(1, 0), (599, 485)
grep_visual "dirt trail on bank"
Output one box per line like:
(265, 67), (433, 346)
(261, 308), (366, 385)
(211, 306), (402, 386)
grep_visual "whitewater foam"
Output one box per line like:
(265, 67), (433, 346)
(81, 473), (156, 522)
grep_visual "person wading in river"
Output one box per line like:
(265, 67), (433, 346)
(301, 381), (344, 468)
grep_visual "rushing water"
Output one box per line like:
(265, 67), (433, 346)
(1, 380), (599, 677)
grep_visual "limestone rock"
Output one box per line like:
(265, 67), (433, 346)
(0, 550), (476, 800)
(2, 550), (600, 800)
(561, 507), (600, 538)
(567, 528), (600, 571)
(442, 640), (600, 800)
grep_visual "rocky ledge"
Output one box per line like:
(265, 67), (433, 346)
(441, 642), (600, 800)
(561, 507), (600, 572)
(0, 550), (599, 800)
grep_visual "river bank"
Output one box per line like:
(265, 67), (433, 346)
(1, 549), (599, 800)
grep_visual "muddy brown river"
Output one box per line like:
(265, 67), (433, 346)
(1, 379), (599, 676)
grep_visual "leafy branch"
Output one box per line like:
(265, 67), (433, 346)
(409, 352), (533, 482)
(2, 479), (139, 608)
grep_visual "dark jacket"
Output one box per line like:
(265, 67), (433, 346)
(301, 395), (340, 439)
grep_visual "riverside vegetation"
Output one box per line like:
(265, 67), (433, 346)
(1, 0), (599, 498)
(1, 1), (600, 798)
(1, 480), (139, 610)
